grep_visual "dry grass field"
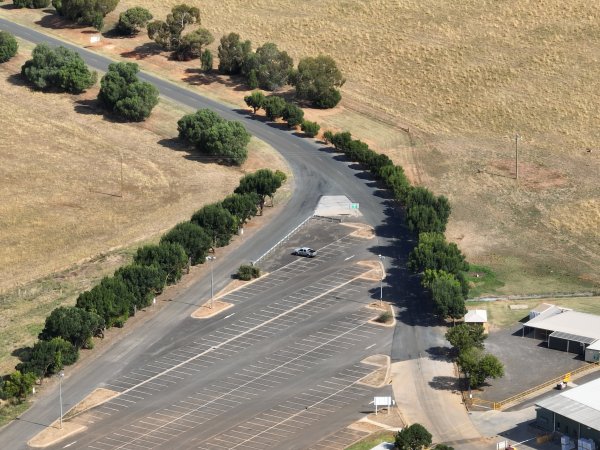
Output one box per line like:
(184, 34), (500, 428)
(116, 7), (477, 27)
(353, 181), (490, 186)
(1, 0), (599, 296)
(0, 45), (288, 373)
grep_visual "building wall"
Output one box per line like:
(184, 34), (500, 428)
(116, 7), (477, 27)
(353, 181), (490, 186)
(586, 348), (600, 362)
(536, 408), (600, 447)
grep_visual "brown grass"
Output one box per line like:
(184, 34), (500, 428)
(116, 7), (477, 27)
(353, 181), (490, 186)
(0, 48), (288, 373)
(1, 1), (598, 294)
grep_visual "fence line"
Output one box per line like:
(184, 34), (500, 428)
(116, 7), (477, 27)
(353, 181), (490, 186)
(252, 214), (315, 266)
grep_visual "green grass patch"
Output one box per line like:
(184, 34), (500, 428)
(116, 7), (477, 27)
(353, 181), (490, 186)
(345, 431), (395, 450)
(466, 264), (505, 298)
(0, 401), (31, 428)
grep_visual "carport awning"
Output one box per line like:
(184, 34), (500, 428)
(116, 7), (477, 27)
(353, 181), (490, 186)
(549, 331), (597, 345)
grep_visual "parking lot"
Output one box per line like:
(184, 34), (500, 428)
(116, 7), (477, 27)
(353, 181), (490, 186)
(51, 219), (393, 450)
(477, 324), (588, 402)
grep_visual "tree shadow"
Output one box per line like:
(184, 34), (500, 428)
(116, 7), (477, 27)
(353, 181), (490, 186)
(6, 73), (28, 87)
(35, 14), (88, 30)
(11, 346), (31, 363)
(121, 42), (164, 60)
(157, 137), (188, 152)
(0, 3), (19, 9)
(425, 346), (452, 361)
(428, 375), (460, 391)
(74, 98), (103, 116)
(182, 69), (249, 91)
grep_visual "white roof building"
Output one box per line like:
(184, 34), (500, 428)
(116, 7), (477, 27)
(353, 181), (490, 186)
(464, 309), (488, 323)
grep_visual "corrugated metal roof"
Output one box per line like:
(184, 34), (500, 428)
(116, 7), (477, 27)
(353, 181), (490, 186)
(526, 311), (600, 341)
(587, 340), (600, 351)
(537, 378), (600, 431)
(532, 303), (556, 314)
(549, 331), (598, 345)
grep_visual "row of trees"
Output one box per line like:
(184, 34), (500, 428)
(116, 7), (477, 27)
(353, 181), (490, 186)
(0, 168), (286, 404)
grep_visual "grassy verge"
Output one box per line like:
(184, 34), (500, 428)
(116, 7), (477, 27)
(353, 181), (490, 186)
(0, 401), (31, 428)
(466, 264), (505, 298)
(345, 431), (395, 450)
(467, 296), (600, 330)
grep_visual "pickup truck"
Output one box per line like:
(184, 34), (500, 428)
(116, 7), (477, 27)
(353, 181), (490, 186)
(292, 247), (317, 258)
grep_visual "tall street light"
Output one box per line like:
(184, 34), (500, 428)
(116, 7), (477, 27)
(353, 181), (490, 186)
(378, 255), (385, 307)
(58, 370), (64, 429)
(206, 256), (216, 308)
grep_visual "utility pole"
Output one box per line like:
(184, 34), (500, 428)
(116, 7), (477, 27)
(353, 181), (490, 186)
(514, 134), (520, 180)
(206, 256), (216, 308)
(378, 255), (385, 307)
(58, 370), (64, 429)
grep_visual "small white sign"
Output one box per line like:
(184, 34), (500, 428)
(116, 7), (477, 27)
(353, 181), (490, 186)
(496, 441), (507, 450)
(372, 396), (394, 414)
(90, 35), (101, 44)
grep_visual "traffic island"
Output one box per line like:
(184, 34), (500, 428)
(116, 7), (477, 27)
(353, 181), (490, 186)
(191, 300), (234, 319)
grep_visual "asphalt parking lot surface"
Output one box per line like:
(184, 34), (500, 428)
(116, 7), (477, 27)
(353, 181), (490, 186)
(44, 220), (393, 450)
(477, 324), (588, 402)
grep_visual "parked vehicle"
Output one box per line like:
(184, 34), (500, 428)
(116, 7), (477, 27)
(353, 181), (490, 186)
(292, 247), (316, 258)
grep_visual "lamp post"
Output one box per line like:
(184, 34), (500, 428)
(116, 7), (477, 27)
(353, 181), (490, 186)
(58, 370), (64, 429)
(206, 256), (216, 308)
(378, 255), (385, 307)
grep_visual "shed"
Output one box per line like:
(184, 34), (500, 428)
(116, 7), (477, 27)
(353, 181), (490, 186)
(464, 309), (488, 324)
(585, 340), (600, 363)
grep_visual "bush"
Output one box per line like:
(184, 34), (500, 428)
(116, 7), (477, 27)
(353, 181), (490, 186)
(244, 91), (265, 114)
(13, 0), (50, 8)
(237, 264), (260, 281)
(282, 103), (304, 128)
(217, 32), (251, 75)
(300, 120), (320, 137)
(17, 338), (78, 379)
(39, 306), (104, 349)
(291, 55), (345, 108)
(117, 7), (153, 35)
(98, 62), (158, 121)
(160, 221), (211, 265)
(263, 96), (287, 121)
(200, 49), (213, 72)
(0, 31), (18, 63)
(21, 44), (97, 93)
(395, 423), (432, 450)
(177, 109), (251, 165)
(114, 264), (164, 308)
(75, 276), (134, 327)
(1, 371), (36, 402)
(133, 242), (188, 285)
(375, 311), (392, 324)
(52, 0), (119, 30)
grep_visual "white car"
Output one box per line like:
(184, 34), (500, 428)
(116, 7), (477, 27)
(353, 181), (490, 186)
(293, 247), (316, 258)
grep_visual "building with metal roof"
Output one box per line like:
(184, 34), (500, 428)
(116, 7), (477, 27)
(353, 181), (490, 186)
(536, 377), (600, 446)
(522, 310), (600, 360)
(464, 309), (488, 324)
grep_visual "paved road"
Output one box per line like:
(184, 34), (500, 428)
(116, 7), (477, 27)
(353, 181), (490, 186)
(0, 16), (453, 448)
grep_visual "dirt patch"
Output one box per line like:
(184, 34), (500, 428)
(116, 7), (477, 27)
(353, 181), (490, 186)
(28, 421), (86, 448)
(486, 159), (568, 190)
(365, 408), (405, 429)
(64, 388), (118, 420)
(191, 300), (234, 319)
(359, 354), (391, 388)
(362, 354), (390, 368)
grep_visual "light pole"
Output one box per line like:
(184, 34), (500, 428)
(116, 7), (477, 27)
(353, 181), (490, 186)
(206, 256), (216, 308)
(378, 255), (385, 307)
(58, 370), (64, 429)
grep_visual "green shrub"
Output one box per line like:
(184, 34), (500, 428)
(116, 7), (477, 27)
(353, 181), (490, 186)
(0, 31), (18, 64)
(375, 311), (392, 323)
(13, 0), (50, 8)
(237, 264), (260, 281)
(300, 120), (320, 137)
(117, 7), (153, 35)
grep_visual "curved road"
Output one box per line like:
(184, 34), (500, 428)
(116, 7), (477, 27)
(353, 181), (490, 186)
(0, 17), (456, 448)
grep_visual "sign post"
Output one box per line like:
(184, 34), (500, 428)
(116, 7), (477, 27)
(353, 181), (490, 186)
(372, 396), (394, 415)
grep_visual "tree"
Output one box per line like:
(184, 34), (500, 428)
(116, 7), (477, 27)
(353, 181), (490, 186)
(17, 338), (78, 379)
(422, 270), (467, 319)
(191, 204), (237, 248)
(177, 109), (251, 165)
(0, 31), (18, 63)
(263, 96), (287, 120)
(221, 192), (260, 226)
(147, 4), (200, 52)
(98, 62), (159, 121)
(114, 264), (164, 309)
(300, 120), (320, 137)
(234, 169), (287, 210)
(458, 347), (504, 388)
(282, 103), (304, 128)
(39, 306), (104, 349)
(1, 371), (36, 402)
(160, 221), (211, 265)
(394, 423), (432, 450)
(133, 242), (188, 284)
(406, 187), (451, 234)
(244, 91), (265, 114)
(241, 42), (293, 91)
(408, 232), (468, 274)
(117, 7), (153, 35)
(434, 445), (455, 450)
(52, 0), (119, 30)
(291, 55), (345, 108)
(174, 28), (213, 61)
(13, 0), (50, 8)
(21, 44), (97, 93)
(217, 32), (251, 75)
(200, 49), (213, 72)
(445, 323), (486, 353)
(76, 276), (135, 327)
